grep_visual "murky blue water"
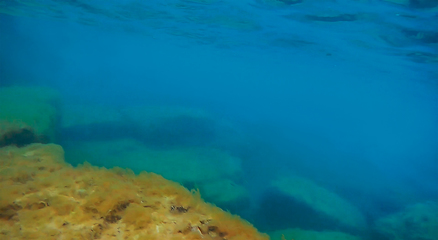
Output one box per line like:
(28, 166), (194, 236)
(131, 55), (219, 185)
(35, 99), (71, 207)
(1, 0), (437, 239)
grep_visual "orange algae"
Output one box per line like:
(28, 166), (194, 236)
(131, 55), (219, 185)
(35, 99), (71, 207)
(0, 143), (269, 240)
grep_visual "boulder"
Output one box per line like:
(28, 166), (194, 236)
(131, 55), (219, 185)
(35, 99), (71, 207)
(0, 86), (60, 147)
(269, 228), (362, 240)
(199, 179), (250, 213)
(374, 201), (438, 240)
(263, 176), (366, 231)
(63, 139), (242, 184)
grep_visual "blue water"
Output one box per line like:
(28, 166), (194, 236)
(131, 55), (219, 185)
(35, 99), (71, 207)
(1, 0), (437, 239)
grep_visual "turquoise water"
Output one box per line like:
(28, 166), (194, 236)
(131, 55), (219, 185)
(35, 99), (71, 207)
(1, 0), (437, 239)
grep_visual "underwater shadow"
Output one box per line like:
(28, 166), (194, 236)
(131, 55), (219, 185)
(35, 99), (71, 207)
(59, 115), (218, 148)
(253, 189), (345, 233)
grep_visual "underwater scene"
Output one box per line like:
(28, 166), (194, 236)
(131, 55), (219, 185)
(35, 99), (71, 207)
(0, 0), (437, 239)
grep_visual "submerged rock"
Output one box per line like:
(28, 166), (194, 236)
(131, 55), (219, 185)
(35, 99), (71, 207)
(269, 228), (362, 240)
(0, 143), (269, 240)
(60, 104), (229, 148)
(264, 176), (367, 231)
(374, 201), (438, 240)
(0, 86), (60, 147)
(305, 14), (357, 22)
(383, 0), (438, 8)
(261, 0), (303, 6)
(199, 179), (250, 213)
(63, 138), (242, 184)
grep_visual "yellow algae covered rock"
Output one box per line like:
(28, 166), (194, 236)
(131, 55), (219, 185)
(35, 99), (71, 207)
(0, 86), (60, 147)
(0, 143), (269, 240)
